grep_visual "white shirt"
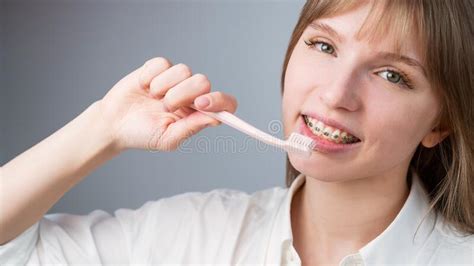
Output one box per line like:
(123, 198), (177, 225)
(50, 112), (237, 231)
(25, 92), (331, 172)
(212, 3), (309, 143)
(1, 173), (473, 265)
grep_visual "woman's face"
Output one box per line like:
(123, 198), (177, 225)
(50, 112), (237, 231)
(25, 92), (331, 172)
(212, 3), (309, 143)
(283, 3), (442, 182)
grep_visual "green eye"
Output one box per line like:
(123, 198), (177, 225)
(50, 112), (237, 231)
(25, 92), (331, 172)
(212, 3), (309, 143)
(378, 70), (402, 84)
(377, 69), (413, 89)
(304, 39), (335, 55)
(317, 42), (335, 54)
(386, 71), (401, 83)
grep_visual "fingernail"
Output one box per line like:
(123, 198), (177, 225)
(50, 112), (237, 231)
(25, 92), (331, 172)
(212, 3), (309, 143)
(195, 96), (210, 108)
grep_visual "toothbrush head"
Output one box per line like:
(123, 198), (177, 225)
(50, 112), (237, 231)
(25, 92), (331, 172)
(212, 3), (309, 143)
(286, 132), (315, 157)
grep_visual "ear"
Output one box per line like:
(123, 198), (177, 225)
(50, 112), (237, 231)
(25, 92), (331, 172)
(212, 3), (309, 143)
(421, 126), (450, 148)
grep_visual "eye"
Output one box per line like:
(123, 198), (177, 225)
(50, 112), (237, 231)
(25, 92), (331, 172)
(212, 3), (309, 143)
(377, 69), (414, 89)
(304, 39), (336, 55)
(380, 70), (402, 83)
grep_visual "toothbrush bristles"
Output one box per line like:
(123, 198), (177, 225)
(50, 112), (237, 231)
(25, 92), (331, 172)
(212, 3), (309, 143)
(287, 133), (315, 155)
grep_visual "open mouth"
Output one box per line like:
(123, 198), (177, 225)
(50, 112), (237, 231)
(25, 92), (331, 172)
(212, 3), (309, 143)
(302, 114), (361, 144)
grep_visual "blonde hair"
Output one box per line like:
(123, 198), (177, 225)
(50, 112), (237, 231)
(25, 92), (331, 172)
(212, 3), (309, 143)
(281, 0), (474, 234)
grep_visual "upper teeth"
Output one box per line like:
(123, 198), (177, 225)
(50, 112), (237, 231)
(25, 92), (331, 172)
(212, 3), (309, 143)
(303, 115), (358, 144)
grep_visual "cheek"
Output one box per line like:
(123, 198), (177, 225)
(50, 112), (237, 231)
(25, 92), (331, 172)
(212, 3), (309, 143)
(284, 61), (312, 96)
(282, 53), (314, 134)
(284, 45), (332, 93)
(365, 91), (438, 162)
(282, 87), (304, 136)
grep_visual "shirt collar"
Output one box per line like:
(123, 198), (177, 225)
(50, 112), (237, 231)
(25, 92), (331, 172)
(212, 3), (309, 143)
(264, 172), (306, 264)
(358, 171), (437, 264)
(264, 171), (437, 265)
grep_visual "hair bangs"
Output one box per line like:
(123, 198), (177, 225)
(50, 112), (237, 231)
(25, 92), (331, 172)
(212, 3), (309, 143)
(304, 0), (425, 60)
(356, 0), (425, 59)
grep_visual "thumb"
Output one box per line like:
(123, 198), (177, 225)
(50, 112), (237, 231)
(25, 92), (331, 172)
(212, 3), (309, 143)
(160, 111), (215, 151)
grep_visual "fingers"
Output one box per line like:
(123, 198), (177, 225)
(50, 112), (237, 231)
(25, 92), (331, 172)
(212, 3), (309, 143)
(157, 111), (216, 151)
(194, 91), (238, 113)
(162, 73), (211, 113)
(138, 57), (172, 90)
(149, 63), (193, 98)
(139, 58), (238, 126)
(191, 91), (238, 126)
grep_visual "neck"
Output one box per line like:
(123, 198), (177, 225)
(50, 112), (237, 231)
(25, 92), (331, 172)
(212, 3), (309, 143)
(291, 165), (410, 263)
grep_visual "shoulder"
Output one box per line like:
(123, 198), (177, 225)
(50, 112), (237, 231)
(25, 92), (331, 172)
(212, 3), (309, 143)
(430, 217), (474, 264)
(160, 185), (288, 216)
(113, 185), (289, 254)
(115, 185), (288, 226)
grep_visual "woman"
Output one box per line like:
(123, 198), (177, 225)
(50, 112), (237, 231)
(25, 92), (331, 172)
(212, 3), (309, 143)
(1, 0), (473, 265)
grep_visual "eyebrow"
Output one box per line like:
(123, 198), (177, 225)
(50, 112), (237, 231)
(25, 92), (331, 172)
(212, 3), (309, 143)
(309, 22), (344, 43)
(308, 21), (427, 77)
(377, 52), (427, 77)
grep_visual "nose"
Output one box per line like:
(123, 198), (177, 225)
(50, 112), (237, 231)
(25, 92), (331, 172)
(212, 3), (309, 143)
(318, 65), (361, 112)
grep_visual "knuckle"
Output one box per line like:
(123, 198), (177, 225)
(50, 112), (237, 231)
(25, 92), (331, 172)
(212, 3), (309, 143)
(230, 95), (238, 106)
(140, 57), (172, 89)
(217, 92), (237, 111)
(228, 97), (238, 111)
(143, 59), (153, 68)
(213, 91), (224, 100)
(176, 63), (192, 77)
(138, 73), (146, 87)
(162, 95), (176, 112)
(149, 78), (161, 94)
(138, 72), (149, 89)
(145, 57), (172, 69)
(193, 73), (211, 90)
(157, 57), (173, 69)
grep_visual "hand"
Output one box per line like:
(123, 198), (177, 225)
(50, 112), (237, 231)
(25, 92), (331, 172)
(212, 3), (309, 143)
(99, 57), (238, 152)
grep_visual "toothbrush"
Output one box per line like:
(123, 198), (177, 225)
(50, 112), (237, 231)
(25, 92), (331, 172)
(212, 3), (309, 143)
(190, 105), (316, 157)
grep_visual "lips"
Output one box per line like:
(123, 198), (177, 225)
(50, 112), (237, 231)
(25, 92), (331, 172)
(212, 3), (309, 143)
(298, 113), (362, 153)
(302, 112), (361, 142)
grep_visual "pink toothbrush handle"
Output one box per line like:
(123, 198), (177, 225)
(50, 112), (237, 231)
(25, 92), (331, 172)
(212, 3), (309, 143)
(189, 105), (285, 148)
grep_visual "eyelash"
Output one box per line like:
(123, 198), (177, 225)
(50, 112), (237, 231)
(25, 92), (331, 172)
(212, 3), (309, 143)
(303, 39), (415, 90)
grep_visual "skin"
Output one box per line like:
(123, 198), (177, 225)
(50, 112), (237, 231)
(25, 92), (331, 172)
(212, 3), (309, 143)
(282, 3), (448, 265)
(0, 58), (237, 244)
(0, 2), (450, 264)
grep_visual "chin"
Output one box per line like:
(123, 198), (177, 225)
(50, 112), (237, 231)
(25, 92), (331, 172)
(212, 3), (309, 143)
(288, 152), (355, 183)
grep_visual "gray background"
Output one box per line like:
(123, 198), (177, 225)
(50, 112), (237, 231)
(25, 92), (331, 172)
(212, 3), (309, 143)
(1, 0), (304, 214)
